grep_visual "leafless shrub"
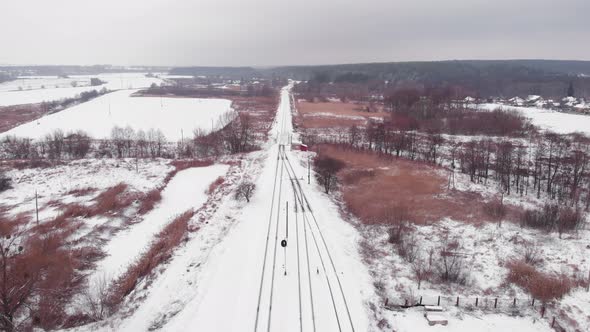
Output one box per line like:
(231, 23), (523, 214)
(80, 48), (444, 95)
(522, 241), (542, 265)
(235, 181), (256, 202)
(397, 234), (418, 263)
(386, 205), (411, 245)
(411, 257), (432, 289)
(484, 197), (507, 226)
(82, 275), (112, 321)
(434, 240), (468, 285)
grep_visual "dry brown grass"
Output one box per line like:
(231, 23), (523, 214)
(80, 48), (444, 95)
(109, 209), (195, 307)
(0, 103), (47, 133)
(170, 159), (214, 172)
(207, 176), (225, 195)
(506, 260), (575, 302)
(296, 100), (388, 129)
(138, 189), (162, 215)
(316, 144), (490, 224)
(67, 187), (97, 197)
(92, 183), (132, 216)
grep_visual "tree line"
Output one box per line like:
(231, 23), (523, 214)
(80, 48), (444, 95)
(305, 123), (590, 213)
(0, 112), (257, 162)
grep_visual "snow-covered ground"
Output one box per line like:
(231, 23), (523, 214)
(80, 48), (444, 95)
(480, 103), (590, 135)
(63, 84), (373, 332)
(0, 73), (164, 106)
(390, 307), (552, 332)
(86, 164), (229, 295)
(1, 89), (233, 140)
(0, 158), (172, 220)
(160, 86), (372, 332)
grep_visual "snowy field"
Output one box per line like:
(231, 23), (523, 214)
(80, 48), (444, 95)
(480, 103), (590, 135)
(1, 89), (233, 140)
(0, 158), (172, 221)
(0, 73), (164, 106)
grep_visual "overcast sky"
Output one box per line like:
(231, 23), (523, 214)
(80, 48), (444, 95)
(1, 0), (589, 67)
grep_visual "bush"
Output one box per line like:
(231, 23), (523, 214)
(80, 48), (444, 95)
(522, 241), (542, 265)
(207, 176), (225, 195)
(314, 156), (345, 194)
(506, 260), (573, 303)
(520, 204), (585, 236)
(138, 189), (162, 215)
(0, 171), (11, 192)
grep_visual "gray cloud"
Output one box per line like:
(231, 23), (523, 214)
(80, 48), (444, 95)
(1, 0), (589, 66)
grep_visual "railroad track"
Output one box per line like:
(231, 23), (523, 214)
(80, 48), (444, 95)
(254, 86), (355, 332)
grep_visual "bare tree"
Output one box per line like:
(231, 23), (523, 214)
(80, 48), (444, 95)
(314, 156), (345, 194)
(235, 181), (256, 202)
(435, 239), (468, 285)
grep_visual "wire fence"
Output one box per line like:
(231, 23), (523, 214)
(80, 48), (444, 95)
(384, 295), (568, 331)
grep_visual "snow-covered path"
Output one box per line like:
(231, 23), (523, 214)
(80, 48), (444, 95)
(159, 84), (371, 331)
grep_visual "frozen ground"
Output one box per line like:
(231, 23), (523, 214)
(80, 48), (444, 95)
(480, 103), (590, 135)
(0, 73), (164, 106)
(1, 89), (233, 140)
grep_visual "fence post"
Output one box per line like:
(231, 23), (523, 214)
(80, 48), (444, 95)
(456, 297), (460, 307)
(437, 296), (441, 306)
(404, 299), (408, 307)
(551, 317), (555, 328)
(419, 296), (422, 305)
(541, 306), (546, 318)
(494, 298), (498, 308)
(531, 298), (535, 307)
(513, 298), (517, 307)
(385, 298), (388, 307)
(475, 297), (478, 307)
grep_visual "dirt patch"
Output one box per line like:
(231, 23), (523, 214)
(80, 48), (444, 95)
(316, 144), (494, 224)
(296, 100), (388, 129)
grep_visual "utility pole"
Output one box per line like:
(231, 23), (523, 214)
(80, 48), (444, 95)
(35, 190), (39, 225)
(307, 152), (311, 184)
(286, 201), (289, 239)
